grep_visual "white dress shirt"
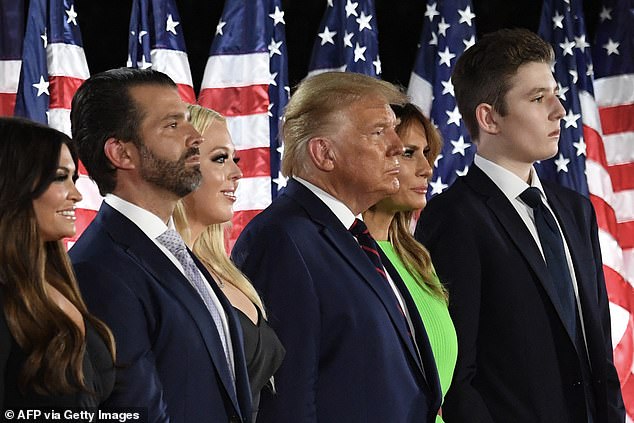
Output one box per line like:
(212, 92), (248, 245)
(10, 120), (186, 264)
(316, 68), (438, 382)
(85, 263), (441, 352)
(104, 194), (235, 378)
(474, 155), (589, 353)
(293, 177), (418, 344)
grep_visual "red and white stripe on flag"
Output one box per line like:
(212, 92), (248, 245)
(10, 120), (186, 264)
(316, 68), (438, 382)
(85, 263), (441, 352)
(199, 52), (273, 247)
(0, 60), (21, 116)
(592, 74), (634, 417)
(126, 0), (196, 104)
(590, 0), (634, 417)
(0, 0), (24, 116)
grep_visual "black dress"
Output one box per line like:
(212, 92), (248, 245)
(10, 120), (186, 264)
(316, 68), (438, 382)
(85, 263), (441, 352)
(0, 305), (115, 410)
(235, 307), (285, 418)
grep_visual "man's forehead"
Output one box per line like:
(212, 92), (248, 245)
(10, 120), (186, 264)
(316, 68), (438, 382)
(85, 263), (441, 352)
(129, 85), (186, 116)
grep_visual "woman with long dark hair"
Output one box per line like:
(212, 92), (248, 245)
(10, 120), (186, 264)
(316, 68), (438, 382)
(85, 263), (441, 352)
(0, 117), (115, 408)
(362, 104), (457, 422)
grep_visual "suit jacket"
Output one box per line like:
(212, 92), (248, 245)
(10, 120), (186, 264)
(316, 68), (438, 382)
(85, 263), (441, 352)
(69, 202), (252, 423)
(415, 165), (624, 423)
(231, 179), (441, 423)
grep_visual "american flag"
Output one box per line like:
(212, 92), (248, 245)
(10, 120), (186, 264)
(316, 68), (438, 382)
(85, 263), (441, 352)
(407, 0), (477, 196)
(537, 0), (592, 192)
(0, 0), (24, 116)
(539, 0), (634, 417)
(127, 0), (196, 103)
(591, 0), (634, 418)
(13, 0), (93, 247)
(307, 0), (381, 77)
(198, 0), (289, 248)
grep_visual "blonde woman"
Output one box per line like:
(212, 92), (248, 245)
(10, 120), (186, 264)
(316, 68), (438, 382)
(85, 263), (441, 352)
(174, 105), (284, 418)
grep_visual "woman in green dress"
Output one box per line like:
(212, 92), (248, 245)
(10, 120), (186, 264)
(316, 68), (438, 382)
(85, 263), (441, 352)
(363, 103), (457, 423)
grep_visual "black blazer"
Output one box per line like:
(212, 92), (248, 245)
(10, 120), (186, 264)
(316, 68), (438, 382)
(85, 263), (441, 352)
(232, 179), (441, 422)
(415, 165), (624, 423)
(70, 202), (252, 423)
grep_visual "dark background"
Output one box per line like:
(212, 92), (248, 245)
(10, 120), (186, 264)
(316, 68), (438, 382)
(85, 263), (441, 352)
(73, 0), (602, 93)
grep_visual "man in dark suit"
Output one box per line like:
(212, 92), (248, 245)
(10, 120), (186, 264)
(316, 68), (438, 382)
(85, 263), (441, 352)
(415, 29), (624, 422)
(231, 72), (441, 422)
(69, 68), (252, 422)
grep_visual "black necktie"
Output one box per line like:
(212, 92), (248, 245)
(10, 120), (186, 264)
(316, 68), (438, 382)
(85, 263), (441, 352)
(520, 188), (595, 421)
(520, 188), (578, 337)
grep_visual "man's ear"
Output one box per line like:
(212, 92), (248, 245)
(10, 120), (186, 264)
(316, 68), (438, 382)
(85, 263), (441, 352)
(104, 138), (137, 170)
(475, 103), (500, 135)
(307, 137), (335, 172)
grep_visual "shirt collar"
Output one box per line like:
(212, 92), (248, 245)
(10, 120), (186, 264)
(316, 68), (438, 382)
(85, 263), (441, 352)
(474, 154), (545, 202)
(104, 194), (171, 239)
(294, 177), (357, 229)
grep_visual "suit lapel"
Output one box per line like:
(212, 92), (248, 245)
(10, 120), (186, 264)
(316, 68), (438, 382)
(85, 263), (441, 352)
(285, 180), (427, 380)
(99, 204), (244, 417)
(379, 248), (442, 406)
(464, 167), (578, 345)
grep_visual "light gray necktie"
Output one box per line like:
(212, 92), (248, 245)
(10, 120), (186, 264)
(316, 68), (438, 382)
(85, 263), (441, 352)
(157, 229), (234, 382)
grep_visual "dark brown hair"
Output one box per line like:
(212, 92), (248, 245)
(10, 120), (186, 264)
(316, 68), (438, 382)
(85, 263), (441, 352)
(452, 28), (554, 141)
(70, 67), (177, 195)
(0, 117), (115, 396)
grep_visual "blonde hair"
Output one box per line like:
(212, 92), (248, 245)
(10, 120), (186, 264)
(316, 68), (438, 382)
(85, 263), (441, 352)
(175, 105), (266, 317)
(281, 72), (408, 178)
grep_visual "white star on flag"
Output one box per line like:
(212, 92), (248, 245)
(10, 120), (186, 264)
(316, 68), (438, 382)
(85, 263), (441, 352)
(450, 135), (471, 156)
(557, 82), (569, 100)
(32, 76), (49, 97)
(572, 137), (586, 156)
(356, 11), (372, 32)
(455, 165), (469, 176)
(554, 153), (570, 172)
(166, 14), (179, 35)
(430, 176), (449, 195)
(345, 0), (358, 18)
(66, 5), (78, 25)
(373, 57), (381, 74)
(463, 35), (476, 50)
(441, 79), (454, 96)
(552, 11), (564, 29)
(574, 35), (590, 52)
(268, 38), (282, 57)
(562, 109), (581, 128)
(559, 38), (575, 56)
(603, 39), (620, 55)
(353, 42), (366, 62)
(343, 31), (354, 47)
(216, 20), (226, 35)
(425, 2), (439, 21)
(446, 105), (462, 127)
(273, 171), (288, 190)
(318, 26), (337, 45)
(269, 6), (285, 25)
(438, 18), (450, 36)
(138, 30), (148, 44)
(458, 6), (475, 26)
(438, 46), (456, 67)
(599, 6), (612, 22)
